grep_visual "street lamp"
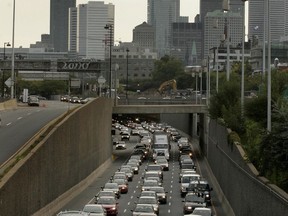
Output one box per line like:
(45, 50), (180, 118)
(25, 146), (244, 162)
(223, 0), (230, 81)
(104, 24), (113, 98)
(241, 0), (248, 116)
(2, 42), (11, 98)
(266, 0), (271, 132)
(126, 48), (129, 103)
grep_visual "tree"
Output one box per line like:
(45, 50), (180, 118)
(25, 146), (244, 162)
(259, 100), (288, 191)
(152, 55), (184, 84)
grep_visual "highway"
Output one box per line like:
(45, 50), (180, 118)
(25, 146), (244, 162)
(57, 131), (226, 216)
(0, 101), (79, 165)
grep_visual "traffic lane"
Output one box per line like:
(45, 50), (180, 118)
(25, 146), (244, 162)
(57, 135), (140, 213)
(54, 133), (226, 216)
(189, 138), (226, 216)
(0, 101), (79, 165)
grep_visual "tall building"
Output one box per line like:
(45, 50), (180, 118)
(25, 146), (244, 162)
(200, 0), (243, 60)
(204, 10), (243, 58)
(133, 22), (155, 51)
(249, 0), (288, 44)
(74, 1), (115, 60)
(50, 0), (76, 52)
(68, 7), (78, 57)
(147, 0), (180, 57)
(171, 22), (202, 66)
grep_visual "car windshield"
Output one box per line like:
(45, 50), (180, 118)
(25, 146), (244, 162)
(138, 197), (157, 204)
(83, 205), (104, 213)
(97, 197), (116, 204)
(185, 194), (205, 203)
(193, 209), (211, 216)
(143, 181), (158, 186)
(105, 183), (118, 189)
(149, 187), (164, 193)
(134, 205), (154, 213)
(98, 191), (114, 197)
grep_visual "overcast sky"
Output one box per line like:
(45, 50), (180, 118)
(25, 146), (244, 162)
(0, 0), (200, 48)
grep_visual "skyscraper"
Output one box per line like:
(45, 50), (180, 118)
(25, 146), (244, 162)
(76, 1), (115, 60)
(249, 0), (288, 43)
(50, 0), (76, 52)
(200, 0), (243, 59)
(147, 0), (180, 57)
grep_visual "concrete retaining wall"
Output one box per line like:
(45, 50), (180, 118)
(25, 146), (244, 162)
(208, 119), (288, 216)
(0, 98), (113, 216)
(0, 99), (17, 110)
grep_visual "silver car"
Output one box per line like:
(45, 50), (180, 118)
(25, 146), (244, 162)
(82, 204), (107, 216)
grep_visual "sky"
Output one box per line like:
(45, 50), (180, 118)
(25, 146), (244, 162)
(0, 0), (200, 48)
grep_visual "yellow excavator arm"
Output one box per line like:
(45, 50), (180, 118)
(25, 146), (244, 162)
(158, 79), (177, 94)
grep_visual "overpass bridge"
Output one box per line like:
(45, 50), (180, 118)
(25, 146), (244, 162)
(113, 104), (208, 114)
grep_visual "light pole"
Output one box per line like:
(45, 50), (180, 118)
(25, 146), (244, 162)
(241, 0), (248, 116)
(223, 0), (230, 81)
(126, 48), (129, 103)
(2, 42), (11, 98)
(11, 0), (16, 99)
(104, 24), (113, 98)
(266, 0), (271, 132)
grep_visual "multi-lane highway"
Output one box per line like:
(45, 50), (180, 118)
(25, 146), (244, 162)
(57, 129), (226, 216)
(0, 101), (79, 165)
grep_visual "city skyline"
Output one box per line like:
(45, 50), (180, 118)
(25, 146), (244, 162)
(0, 0), (199, 48)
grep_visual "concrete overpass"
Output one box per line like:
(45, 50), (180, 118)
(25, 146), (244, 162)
(113, 104), (208, 114)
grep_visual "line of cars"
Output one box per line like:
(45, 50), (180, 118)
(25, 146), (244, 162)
(60, 95), (95, 104)
(176, 137), (213, 216)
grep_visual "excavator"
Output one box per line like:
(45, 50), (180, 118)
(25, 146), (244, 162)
(158, 79), (177, 95)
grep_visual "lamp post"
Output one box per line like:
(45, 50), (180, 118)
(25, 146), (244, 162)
(11, 0), (16, 99)
(266, 0), (271, 132)
(2, 42), (11, 98)
(104, 24), (113, 98)
(223, 0), (230, 81)
(241, 0), (248, 116)
(126, 48), (129, 103)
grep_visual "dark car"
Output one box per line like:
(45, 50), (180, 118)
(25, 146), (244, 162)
(182, 192), (207, 214)
(121, 131), (130, 141)
(186, 180), (213, 205)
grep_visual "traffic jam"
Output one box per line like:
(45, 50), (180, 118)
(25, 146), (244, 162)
(57, 120), (215, 216)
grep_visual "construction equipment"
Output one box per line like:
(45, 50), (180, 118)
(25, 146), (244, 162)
(158, 79), (177, 95)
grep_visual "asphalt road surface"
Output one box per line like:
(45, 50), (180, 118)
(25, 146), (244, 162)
(57, 131), (226, 216)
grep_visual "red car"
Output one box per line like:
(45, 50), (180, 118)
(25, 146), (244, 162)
(112, 178), (128, 194)
(97, 196), (118, 216)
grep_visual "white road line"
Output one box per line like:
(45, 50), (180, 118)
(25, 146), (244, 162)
(27, 113), (31, 115)
(6, 122), (12, 126)
(17, 117), (22, 120)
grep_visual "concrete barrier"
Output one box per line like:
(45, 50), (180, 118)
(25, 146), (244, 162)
(0, 98), (113, 216)
(0, 99), (18, 110)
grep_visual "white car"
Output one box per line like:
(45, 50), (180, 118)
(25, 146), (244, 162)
(115, 141), (126, 150)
